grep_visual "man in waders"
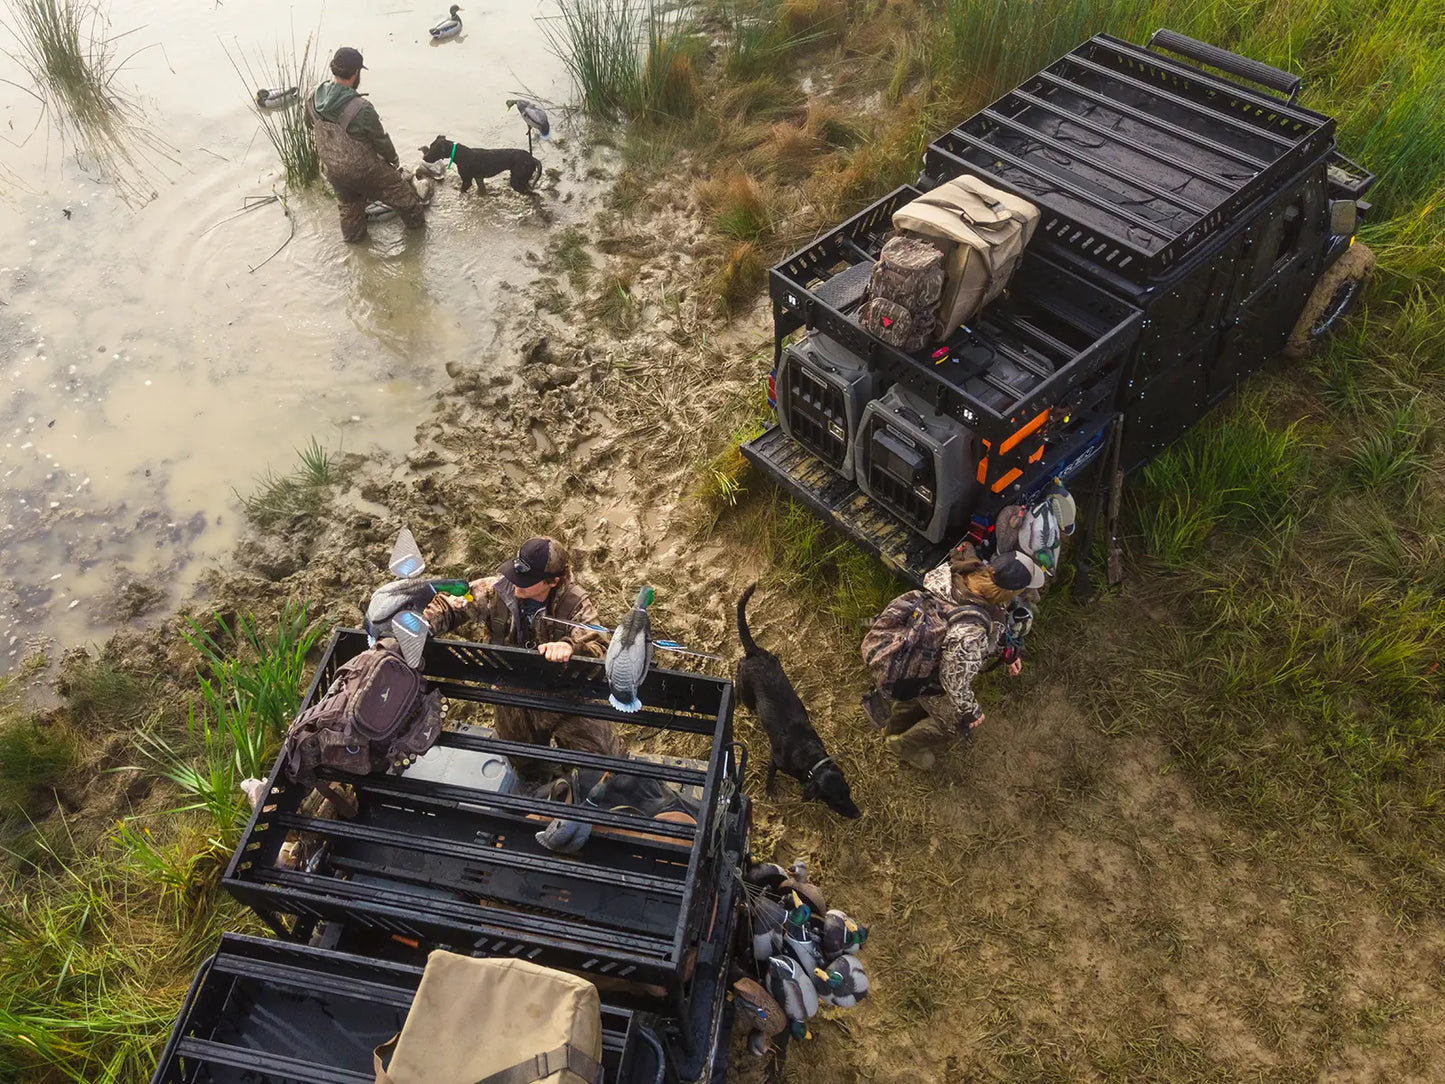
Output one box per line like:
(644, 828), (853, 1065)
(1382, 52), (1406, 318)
(307, 47), (425, 243)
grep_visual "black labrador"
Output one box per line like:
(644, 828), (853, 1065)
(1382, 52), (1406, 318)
(419, 135), (541, 194)
(736, 583), (861, 819)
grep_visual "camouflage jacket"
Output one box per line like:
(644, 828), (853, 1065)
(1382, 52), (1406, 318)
(421, 568), (607, 659)
(923, 561), (1004, 725)
(309, 81), (399, 166)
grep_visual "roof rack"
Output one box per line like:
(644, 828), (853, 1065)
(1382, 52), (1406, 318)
(923, 32), (1335, 282)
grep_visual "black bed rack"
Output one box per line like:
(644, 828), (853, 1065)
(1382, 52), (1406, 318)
(769, 183), (1142, 443)
(222, 630), (745, 1062)
(151, 933), (668, 1084)
(923, 32), (1336, 283)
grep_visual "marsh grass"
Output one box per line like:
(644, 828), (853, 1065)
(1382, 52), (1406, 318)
(548, 225), (595, 289)
(543, 0), (696, 121)
(239, 437), (345, 528)
(223, 34), (321, 187)
(57, 655), (152, 730)
(1, 0), (177, 203)
(0, 717), (77, 819)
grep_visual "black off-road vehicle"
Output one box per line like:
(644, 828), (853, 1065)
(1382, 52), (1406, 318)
(744, 29), (1375, 581)
(151, 630), (749, 1084)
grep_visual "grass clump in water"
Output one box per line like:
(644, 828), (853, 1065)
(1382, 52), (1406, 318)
(543, 0), (698, 121)
(239, 437), (345, 528)
(224, 35), (321, 187)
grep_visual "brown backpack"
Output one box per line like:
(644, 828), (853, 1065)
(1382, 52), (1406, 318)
(282, 640), (442, 787)
(861, 591), (993, 701)
(860, 235), (946, 353)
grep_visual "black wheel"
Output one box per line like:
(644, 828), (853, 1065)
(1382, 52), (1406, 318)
(1308, 274), (1366, 341)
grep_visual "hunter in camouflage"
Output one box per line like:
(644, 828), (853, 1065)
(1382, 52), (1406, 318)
(422, 536), (625, 767)
(864, 545), (1033, 770)
(307, 47), (425, 243)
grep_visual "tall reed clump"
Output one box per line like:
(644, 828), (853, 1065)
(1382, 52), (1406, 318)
(238, 436), (343, 528)
(543, 0), (697, 121)
(224, 34), (322, 187)
(132, 604), (319, 845)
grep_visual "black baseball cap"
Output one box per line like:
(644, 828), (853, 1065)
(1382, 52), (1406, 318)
(990, 552), (1046, 591)
(501, 537), (566, 589)
(331, 47), (367, 76)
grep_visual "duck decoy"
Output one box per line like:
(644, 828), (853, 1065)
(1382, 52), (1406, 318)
(781, 876), (826, 917)
(817, 955), (870, 1009)
(744, 862), (791, 892)
(505, 97), (550, 155)
(731, 976), (787, 1056)
(604, 586), (654, 712)
(535, 772), (610, 854)
(820, 908), (868, 961)
(782, 897), (827, 972)
(429, 5), (463, 39)
(255, 86), (298, 108)
(764, 956), (818, 1040)
(748, 894), (788, 963)
(364, 528), (472, 668)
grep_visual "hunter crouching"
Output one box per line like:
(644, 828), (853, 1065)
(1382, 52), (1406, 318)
(421, 536), (626, 771)
(861, 545), (1042, 770)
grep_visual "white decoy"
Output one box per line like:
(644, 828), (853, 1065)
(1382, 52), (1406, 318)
(604, 587), (653, 712)
(429, 5), (463, 39)
(255, 87), (298, 108)
(506, 98), (550, 154)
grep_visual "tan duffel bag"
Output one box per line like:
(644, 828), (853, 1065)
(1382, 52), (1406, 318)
(892, 175), (1040, 341)
(375, 953), (603, 1084)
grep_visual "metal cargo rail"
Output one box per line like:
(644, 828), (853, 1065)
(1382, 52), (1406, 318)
(222, 629), (746, 1076)
(924, 32), (1336, 282)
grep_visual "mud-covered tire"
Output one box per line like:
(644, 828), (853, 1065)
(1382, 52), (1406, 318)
(1283, 241), (1376, 359)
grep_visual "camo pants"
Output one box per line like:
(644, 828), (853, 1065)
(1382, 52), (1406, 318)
(494, 705), (626, 779)
(313, 114), (424, 242)
(882, 694), (965, 757)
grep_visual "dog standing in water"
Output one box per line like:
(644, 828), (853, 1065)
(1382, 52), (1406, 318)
(736, 584), (861, 819)
(420, 135), (541, 194)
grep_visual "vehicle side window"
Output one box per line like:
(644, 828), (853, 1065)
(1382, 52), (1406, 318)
(1273, 195), (1306, 268)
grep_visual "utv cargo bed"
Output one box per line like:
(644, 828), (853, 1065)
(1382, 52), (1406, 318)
(153, 629), (748, 1084)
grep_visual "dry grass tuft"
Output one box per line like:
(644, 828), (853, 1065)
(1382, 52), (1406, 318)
(710, 241), (768, 315)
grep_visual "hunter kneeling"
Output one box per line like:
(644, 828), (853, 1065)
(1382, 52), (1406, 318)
(422, 536), (626, 767)
(860, 545), (1043, 770)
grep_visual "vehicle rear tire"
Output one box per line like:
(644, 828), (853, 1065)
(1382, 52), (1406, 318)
(1283, 241), (1376, 359)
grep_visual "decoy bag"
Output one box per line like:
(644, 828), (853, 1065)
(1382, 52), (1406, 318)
(374, 953), (604, 1084)
(892, 174), (1039, 340)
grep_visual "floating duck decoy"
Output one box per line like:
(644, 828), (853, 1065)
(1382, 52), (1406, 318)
(605, 587), (654, 712)
(505, 97), (550, 155)
(820, 908), (868, 960)
(817, 954), (869, 1009)
(364, 528), (472, 668)
(429, 4), (463, 39)
(765, 956), (818, 1039)
(255, 86), (298, 109)
(731, 976), (787, 1056)
(744, 861), (790, 892)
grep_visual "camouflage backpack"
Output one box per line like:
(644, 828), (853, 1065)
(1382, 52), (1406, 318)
(860, 235), (945, 352)
(282, 639), (442, 788)
(861, 591), (992, 701)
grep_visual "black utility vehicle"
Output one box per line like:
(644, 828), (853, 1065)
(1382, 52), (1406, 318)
(745, 29), (1375, 580)
(151, 630), (749, 1084)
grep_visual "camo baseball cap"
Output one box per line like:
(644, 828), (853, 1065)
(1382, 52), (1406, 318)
(502, 536), (568, 588)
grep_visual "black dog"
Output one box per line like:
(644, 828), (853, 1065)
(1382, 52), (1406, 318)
(736, 584), (861, 819)
(420, 135), (541, 194)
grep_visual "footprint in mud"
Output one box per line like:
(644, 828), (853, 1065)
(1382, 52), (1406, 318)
(530, 422), (554, 457)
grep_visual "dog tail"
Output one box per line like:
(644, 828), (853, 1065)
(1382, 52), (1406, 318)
(736, 583), (759, 656)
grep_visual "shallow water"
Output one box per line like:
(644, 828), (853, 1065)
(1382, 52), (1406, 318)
(0, 0), (582, 670)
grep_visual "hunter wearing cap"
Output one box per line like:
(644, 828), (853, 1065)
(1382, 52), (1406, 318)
(307, 46), (425, 243)
(421, 536), (624, 761)
(861, 544), (1043, 770)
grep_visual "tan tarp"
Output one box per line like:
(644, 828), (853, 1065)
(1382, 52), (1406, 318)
(892, 175), (1040, 340)
(375, 953), (602, 1084)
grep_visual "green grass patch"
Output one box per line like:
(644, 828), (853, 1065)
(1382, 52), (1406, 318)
(238, 437), (345, 528)
(543, 0), (698, 121)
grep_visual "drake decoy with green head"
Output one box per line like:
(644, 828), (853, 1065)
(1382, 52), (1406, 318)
(365, 528), (472, 668)
(818, 954), (870, 1009)
(764, 955), (818, 1039)
(429, 5), (463, 38)
(821, 908), (868, 960)
(255, 86), (298, 108)
(605, 586), (654, 712)
(534, 772), (610, 854)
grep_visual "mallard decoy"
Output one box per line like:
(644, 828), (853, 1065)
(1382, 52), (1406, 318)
(429, 5), (463, 38)
(820, 909), (868, 961)
(745, 862), (790, 892)
(731, 976), (787, 1056)
(764, 956), (818, 1039)
(534, 772), (611, 854)
(748, 894), (789, 963)
(364, 528), (472, 668)
(255, 86), (298, 108)
(781, 875), (825, 917)
(605, 587), (654, 712)
(782, 896), (827, 972)
(505, 97), (550, 155)
(817, 954), (870, 1009)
